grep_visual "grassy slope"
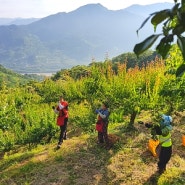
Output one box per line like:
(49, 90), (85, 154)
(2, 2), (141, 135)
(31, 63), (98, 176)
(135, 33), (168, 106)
(0, 112), (185, 185)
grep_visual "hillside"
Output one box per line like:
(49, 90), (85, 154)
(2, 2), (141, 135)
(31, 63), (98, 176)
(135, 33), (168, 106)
(0, 46), (185, 184)
(112, 50), (159, 68)
(0, 111), (185, 185)
(0, 3), (173, 73)
(124, 3), (173, 17)
(0, 64), (43, 88)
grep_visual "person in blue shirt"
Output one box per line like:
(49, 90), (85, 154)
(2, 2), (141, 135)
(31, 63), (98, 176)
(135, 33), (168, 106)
(95, 102), (110, 149)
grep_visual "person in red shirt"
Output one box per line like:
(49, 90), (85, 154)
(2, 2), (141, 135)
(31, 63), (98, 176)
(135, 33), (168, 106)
(53, 96), (69, 149)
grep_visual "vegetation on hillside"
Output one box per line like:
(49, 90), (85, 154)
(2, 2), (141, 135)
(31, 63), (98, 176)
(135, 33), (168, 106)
(0, 64), (44, 89)
(0, 45), (184, 151)
(0, 45), (185, 184)
(112, 50), (159, 69)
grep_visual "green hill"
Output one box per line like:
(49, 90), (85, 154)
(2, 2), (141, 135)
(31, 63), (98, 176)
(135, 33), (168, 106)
(51, 51), (159, 81)
(0, 64), (44, 88)
(0, 111), (185, 185)
(112, 50), (159, 68)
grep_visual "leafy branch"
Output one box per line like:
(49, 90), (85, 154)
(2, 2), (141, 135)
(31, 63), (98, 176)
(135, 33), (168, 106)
(134, 0), (185, 76)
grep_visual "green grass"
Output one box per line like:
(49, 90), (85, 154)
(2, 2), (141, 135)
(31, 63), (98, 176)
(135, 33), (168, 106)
(0, 112), (185, 185)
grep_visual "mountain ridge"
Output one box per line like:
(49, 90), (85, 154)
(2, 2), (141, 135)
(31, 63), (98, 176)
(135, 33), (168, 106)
(0, 18), (40, 25)
(0, 3), (173, 73)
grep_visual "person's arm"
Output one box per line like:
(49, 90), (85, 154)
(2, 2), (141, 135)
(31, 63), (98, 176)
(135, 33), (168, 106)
(62, 108), (68, 115)
(54, 108), (59, 114)
(166, 125), (173, 131)
(98, 110), (109, 119)
(58, 102), (65, 110)
(53, 106), (59, 114)
(58, 101), (68, 110)
(52, 106), (59, 114)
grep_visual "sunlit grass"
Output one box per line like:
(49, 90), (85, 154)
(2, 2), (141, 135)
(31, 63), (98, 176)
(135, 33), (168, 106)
(0, 116), (185, 185)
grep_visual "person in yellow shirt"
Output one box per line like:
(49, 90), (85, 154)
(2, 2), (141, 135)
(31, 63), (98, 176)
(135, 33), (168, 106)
(139, 114), (173, 174)
(156, 115), (172, 174)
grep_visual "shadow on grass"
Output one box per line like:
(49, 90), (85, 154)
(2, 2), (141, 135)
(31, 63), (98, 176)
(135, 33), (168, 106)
(65, 135), (120, 185)
(0, 134), (121, 185)
(0, 127), (142, 185)
(140, 149), (158, 164)
(0, 152), (34, 172)
(143, 171), (161, 185)
(0, 160), (45, 185)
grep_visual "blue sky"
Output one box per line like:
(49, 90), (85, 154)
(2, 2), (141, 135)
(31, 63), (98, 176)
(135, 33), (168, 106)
(0, 0), (174, 18)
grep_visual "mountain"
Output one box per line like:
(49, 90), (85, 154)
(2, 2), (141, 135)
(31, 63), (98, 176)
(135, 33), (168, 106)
(0, 3), (173, 73)
(124, 2), (173, 17)
(0, 18), (39, 25)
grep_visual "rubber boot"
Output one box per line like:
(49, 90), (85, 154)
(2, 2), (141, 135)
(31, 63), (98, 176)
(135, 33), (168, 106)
(158, 167), (166, 174)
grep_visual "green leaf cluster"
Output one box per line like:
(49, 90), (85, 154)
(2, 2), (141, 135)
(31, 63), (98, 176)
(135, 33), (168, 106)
(134, 0), (185, 76)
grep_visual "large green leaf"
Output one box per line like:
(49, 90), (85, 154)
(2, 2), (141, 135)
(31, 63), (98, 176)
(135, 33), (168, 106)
(151, 9), (171, 30)
(176, 64), (185, 77)
(182, 0), (185, 6)
(173, 25), (185, 35)
(170, 3), (180, 15)
(136, 12), (157, 34)
(177, 36), (185, 61)
(156, 40), (171, 59)
(134, 34), (161, 56)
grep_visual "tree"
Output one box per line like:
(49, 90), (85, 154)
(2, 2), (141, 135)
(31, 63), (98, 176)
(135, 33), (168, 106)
(134, 0), (185, 76)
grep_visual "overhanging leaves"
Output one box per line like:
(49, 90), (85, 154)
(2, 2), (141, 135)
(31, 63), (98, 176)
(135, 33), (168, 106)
(134, 1), (185, 66)
(136, 12), (157, 34)
(177, 36), (185, 61)
(170, 3), (180, 15)
(151, 9), (171, 31)
(156, 41), (171, 59)
(134, 34), (161, 56)
(173, 25), (185, 35)
(176, 64), (185, 77)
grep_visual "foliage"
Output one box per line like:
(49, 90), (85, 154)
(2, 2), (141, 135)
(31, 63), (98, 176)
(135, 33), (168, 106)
(0, 64), (43, 89)
(134, 0), (185, 76)
(0, 47), (185, 152)
(112, 50), (159, 70)
(0, 87), (57, 151)
(52, 65), (91, 81)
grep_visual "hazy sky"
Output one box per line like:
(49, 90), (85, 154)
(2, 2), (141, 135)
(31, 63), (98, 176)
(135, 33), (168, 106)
(0, 0), (174, 18)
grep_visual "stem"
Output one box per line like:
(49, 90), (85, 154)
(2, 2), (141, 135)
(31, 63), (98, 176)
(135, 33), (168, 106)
(129, 111), (137, 126)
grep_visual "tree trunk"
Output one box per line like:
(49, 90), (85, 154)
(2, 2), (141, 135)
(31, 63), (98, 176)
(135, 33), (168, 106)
(129, 110), (137, 127)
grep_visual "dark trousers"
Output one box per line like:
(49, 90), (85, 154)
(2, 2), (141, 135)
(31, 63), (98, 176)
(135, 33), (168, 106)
(58, 118), (68, 145)
(98, 122), (109, 146)
(158, 146), (172, 171)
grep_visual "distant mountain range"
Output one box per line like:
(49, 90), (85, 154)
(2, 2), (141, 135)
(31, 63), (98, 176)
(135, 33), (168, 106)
(0, 18), (40, 25)
(0, 3), (173, 73)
